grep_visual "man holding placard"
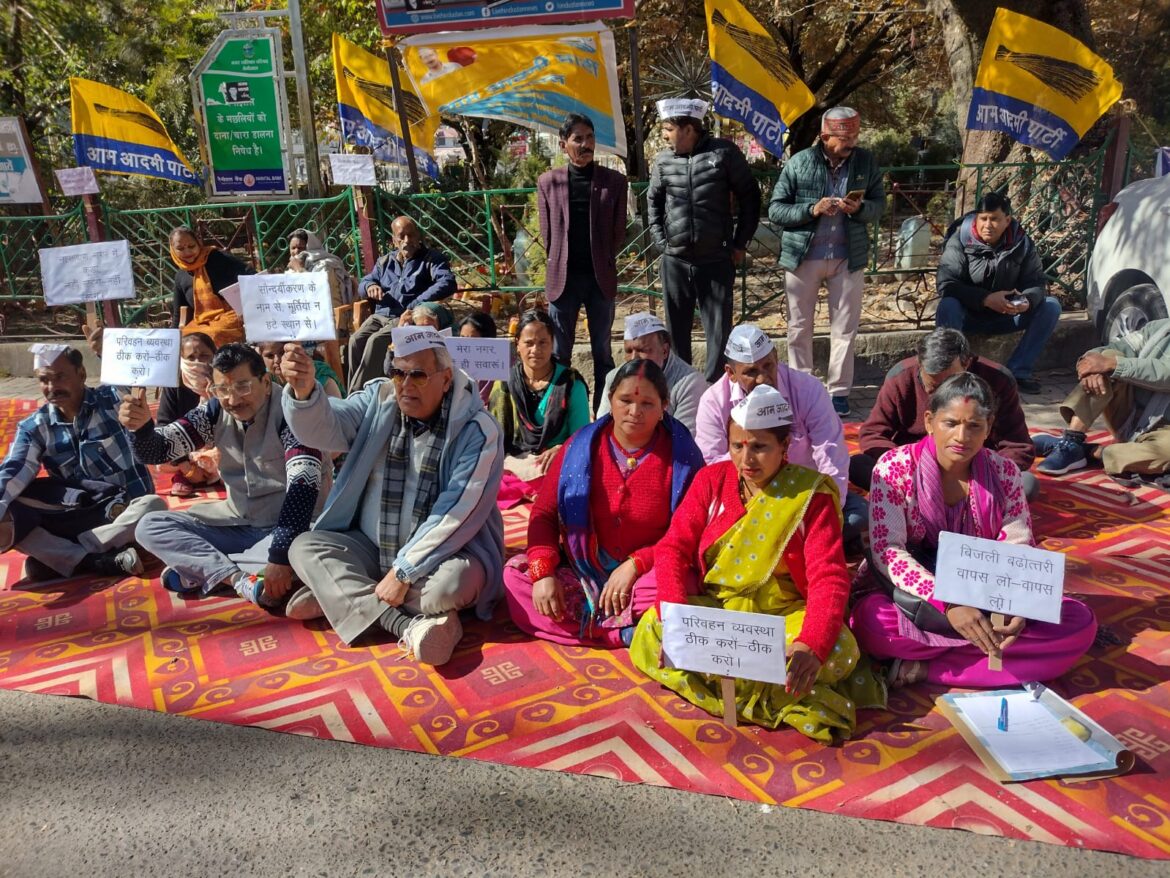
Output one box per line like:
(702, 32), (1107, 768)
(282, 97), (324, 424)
(348, 216), (457, 392)
(279, 326), (504, 667)
(594, 312), (707, 434)
(121, 344), (328, 606)
(0, 345), (164, 581)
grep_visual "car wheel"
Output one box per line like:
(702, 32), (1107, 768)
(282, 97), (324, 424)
(1101, 283), (1168, 346)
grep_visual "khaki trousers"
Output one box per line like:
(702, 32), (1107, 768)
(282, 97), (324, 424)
(784, 258), (864, 397)
(1061, 380), (1170, 476)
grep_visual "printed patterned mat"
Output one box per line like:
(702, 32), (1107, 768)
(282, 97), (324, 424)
(1, 399), (1167, 859)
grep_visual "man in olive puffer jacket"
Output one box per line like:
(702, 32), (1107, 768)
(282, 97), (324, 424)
(648, 98), (760, 383)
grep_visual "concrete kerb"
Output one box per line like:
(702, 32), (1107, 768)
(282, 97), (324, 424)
(0, 313), (1097, 383)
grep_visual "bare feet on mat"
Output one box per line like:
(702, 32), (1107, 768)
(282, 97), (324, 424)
(887, 659), (928, 689)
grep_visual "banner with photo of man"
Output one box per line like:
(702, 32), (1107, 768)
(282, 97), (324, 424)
(704, 0), (814, 158)
(332, 33), (440, 178)
(966, 8), (1122, 160)
(69, 77), (199, 186)
(401, 23), (627, 157)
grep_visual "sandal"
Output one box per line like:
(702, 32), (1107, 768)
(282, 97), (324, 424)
(886, 658), (928, 689)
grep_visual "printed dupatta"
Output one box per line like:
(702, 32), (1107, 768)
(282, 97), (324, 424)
(557, 414), (704, 638)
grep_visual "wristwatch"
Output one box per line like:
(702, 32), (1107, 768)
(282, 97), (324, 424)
(393, 567), (413, 585)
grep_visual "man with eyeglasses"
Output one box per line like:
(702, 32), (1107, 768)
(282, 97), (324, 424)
(279, 326), (504, 667)
(851, 327), (1036, 497)
(120, 343), (329, 606)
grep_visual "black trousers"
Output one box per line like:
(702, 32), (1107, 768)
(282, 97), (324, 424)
(661, 254), (735, 383)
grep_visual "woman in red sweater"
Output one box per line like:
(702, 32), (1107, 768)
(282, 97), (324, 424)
(630, 385), (886, 742)
(503, 360), (704, 648)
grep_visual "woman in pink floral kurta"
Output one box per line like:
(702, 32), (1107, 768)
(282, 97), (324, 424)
(850, 373), (1096, 688)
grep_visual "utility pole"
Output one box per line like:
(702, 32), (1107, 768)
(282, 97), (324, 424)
(286, 0), (322, 196)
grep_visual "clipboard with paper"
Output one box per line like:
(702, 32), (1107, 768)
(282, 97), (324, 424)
(937, 684), (1134, 783)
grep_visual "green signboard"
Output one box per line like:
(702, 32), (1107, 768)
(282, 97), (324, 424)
(195, 30), (290, 197)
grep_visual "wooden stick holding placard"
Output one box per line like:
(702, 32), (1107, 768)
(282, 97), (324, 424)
(720, 677), (737, 728)
(988, 612), (1006, 671)
(85, 302), (99, 333)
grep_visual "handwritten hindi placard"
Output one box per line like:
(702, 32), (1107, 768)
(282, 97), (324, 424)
(661, 602), (787, 685)
(38, 240), (135, 306)
(238, 273), (336, 342)
(99, 328), (181, 388)
(54, 166), (100, 196)
(328, 153), (377, 187)
(934, 532), (1065, 624)
(442, 336), (511, 381)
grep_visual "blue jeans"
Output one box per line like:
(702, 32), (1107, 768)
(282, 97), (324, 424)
(548, 274), (616, 412)
(935, 296), (1062, 380)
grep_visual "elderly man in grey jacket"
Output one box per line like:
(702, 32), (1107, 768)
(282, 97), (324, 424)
(1037, 318), (1170, 480)
(279, 326), (504, 666)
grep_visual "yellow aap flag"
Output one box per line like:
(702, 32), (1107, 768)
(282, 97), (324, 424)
(968, 8), (1121, 158)
(401, 23), (627, 157)
(70, 77), (198, 185)
(705, 0), (814, 158)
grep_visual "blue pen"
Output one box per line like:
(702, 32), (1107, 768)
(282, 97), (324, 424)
(997, 696), (1009, 732)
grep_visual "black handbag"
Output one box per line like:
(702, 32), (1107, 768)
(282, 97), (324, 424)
(867, 545), (956, 635)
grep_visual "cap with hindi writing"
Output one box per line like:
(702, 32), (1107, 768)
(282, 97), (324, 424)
(723, 325), (774, 364)
(657, 98), (709, 120)
(391, 326), (446, 358)
(731, 384), (793, 430)
(29, 343), (71, 370)
(624, 312), (667, 341)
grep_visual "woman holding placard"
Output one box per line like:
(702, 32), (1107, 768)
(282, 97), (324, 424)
(503, 360), (704, 647)
(489, 309), (590, 484)
(157, 331), (222, 497)
(169, 226), (252, 347)
(850, 373), (1096, 688)
(630, 385), (886, 742)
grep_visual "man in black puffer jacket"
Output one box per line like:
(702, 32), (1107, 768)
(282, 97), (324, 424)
(647, 98), (760, 383)
(935, 191), (1061, 395)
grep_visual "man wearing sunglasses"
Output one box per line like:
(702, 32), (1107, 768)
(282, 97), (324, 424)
(279, 326), (504, 667)
(119, 343), (328, 606)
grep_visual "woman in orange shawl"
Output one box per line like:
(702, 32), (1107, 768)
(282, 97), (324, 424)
(169, 226), (253, 347)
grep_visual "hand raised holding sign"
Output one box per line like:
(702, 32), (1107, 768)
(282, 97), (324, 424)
(118, 392), (153, 431)
(280, 342), (317, 400)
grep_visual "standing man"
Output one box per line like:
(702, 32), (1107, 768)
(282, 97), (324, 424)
(537, 113), (628, 413)
(769, 107), (885, 417)
(648, 98), (760, 383)
(935, 192), (1061, 395)
(348, 215), (456, 392)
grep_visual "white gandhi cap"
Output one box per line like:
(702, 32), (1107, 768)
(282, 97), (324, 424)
(390, 326), (446, 358)
(723, 325), (774, 364)
(623, 312), (667, 341)
(730, 384), (793, 430)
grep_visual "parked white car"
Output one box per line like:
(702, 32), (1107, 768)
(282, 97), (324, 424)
(1087, 174), (1170, 343)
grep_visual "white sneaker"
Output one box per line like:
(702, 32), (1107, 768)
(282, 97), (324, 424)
(398, 611), (463, 666)
(285, 586), (325, 621)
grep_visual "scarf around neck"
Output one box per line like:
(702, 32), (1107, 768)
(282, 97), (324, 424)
(909, 434), (1004, 545)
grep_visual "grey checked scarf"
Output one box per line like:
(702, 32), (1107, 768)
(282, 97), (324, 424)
(379, 391), (452, 572)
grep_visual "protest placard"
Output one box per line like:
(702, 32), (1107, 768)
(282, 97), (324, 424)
(661, 602), (787, 685)
(934, 532), (1065, 624)
(328, 153), (377, 187)
(238, 273), (336, 342)
(443, 336), (512, 380)
(38, 240), (135, 306)
(54, 166), (100, 196)
(99, 328), (181, 388)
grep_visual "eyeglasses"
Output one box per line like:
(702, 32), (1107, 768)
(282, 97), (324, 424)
(388, 368), (436, 387)
(210, 379), (257, 399)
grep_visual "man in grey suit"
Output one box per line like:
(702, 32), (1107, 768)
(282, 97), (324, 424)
(537, 113), (629, 412)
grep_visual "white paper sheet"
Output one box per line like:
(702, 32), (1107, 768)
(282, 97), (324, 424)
(955, 692), (1102, 774)
(934, 531), (1065, 624)
(238, 273), (336, 342)
(99, 328), (181, 388)
(38, 240), (135, 305)
(661, 602), (786, 685)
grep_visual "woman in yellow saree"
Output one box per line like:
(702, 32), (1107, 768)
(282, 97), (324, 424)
(630, 385), (886, 742)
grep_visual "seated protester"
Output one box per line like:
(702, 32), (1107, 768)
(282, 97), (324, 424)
(456, 311), (499, 406)
(853, 328), (1037, 500)
(850, 373), (1096, 688)
(629, 386), (886, 742)
(0, 345), (165, 581)
(406, 301), (453, 332)
(170, 225), (253, 347)
(694, 325), (864, 544)
(349, 215), (456, 392)
(124, 344), (329, 606)
(489, 309), (590, 483)
(595, 312), (708, 435)
(504, 359), (704, 648)
(279, 327), (505, 667)
(935, 192), (1062, 395)
(255, 342), (343, 399)
(1037, 317), (1170, 479)
(157, 332), (222, 498)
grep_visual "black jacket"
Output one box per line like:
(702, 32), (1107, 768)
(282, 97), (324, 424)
(647, 134), (760, 265)
(171, 249), (254, 327)
(937, 213), (1048, 312)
